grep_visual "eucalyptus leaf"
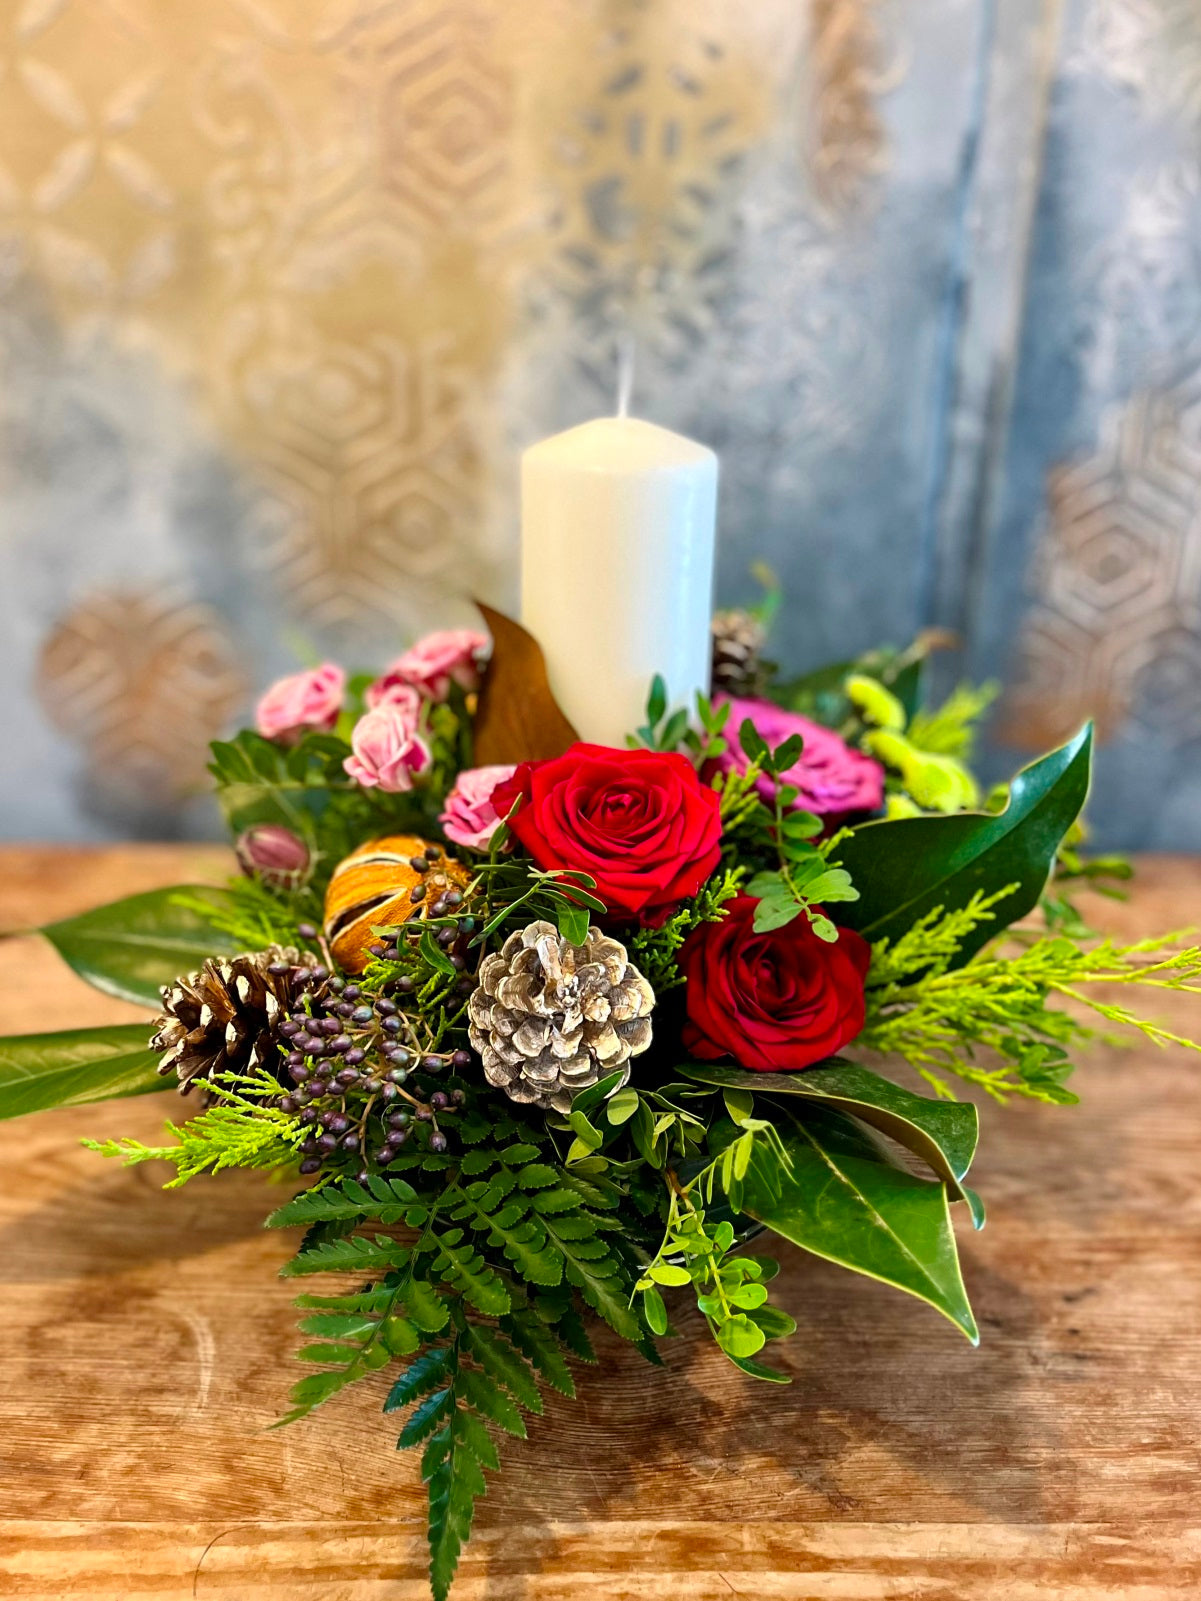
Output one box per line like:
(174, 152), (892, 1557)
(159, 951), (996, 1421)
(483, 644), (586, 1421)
(742, 1105), (978, 1342)
(836, 725), (1092, 964)
(0, 1023), (163, 1121)
(40, 885), (241, 1008)
(679, 1057), (979, 1213)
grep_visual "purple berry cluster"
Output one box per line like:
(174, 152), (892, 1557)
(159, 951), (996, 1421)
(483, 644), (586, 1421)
(269, 947), (472, 1181)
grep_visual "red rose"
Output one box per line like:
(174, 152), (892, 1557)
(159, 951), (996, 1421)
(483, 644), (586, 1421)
(678, 894), (870, 1071)
(491, 742), (723, 920)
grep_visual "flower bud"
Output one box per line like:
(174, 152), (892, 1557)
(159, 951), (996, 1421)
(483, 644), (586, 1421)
(236, 824), (310, 886)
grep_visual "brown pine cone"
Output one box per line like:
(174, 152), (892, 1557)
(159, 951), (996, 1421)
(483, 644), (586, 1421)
(711, 608), (769, 697)
(467, 922), (655, 1113)
(152, 946), (323, 1095)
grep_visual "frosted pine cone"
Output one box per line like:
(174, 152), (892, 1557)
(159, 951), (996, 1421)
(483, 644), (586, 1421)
(467, 922), (655, 1113)
(711, 608), (769, 697)
(152, 946), (323, 1095)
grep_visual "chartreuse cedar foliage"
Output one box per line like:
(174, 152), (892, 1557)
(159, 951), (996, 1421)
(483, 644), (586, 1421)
(8, 643), (1201, 1600)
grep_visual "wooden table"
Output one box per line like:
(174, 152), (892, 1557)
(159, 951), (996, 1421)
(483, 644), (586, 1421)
(1, 847), (1199, 1599)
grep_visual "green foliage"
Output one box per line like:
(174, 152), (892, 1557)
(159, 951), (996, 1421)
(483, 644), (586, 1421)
(679, 1057), (980, 1219)
(391, 1306), (592, 1601)
(262, 1150), (615, 1601)
(861, 917), (1201, 1103)
(847, 672), (988, 814)
(865, 888), (1017, 987)
(0, 1023), (163, 1121)
(209, 728), (439, 897)
(844, 673), (906, 732)
(40, 885), (241, 1008)
(734, 723), (859, 941)
(837, 725), (1093, 964)
(840, 671), (998, 816)
(85, 1069), (305, 1185)
(907, 681), (999, 760)
(740, 1104), (979, 1343)
(863, 729), (980, 813)
(174, 875), (319, 952)
(629, 869), (741, 990)
(638, 1202), (793, 1374)
(1043, 816), (1134, 936)
(632, 679), (731, 764)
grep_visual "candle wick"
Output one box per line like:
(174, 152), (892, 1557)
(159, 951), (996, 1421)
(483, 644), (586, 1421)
(615, 334), (635, 419)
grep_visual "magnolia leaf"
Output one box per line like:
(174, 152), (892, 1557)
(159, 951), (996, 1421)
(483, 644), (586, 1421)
(679, 1057), (979, 1215)
(836, 725), (1092, 964)
(0, 1023), (164, 1120)
(40, 885), (240, 1008)
(743, 1105), (978, 1342)
(472, 602), (579, 765)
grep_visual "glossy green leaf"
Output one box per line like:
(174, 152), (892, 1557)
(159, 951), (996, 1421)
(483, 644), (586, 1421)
(0, 1023), (163, 1121)
(679, 1057), (979, 1217)
(836, 725), (1092, 964)
(743, 1105), (978, 1343)
(40, 885), (241, 1008)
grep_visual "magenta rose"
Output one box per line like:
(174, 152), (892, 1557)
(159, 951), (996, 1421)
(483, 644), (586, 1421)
(343, 703), (431, 793)
(714, 695), (884, 821)
(374, 629), (489, 703)
(440, 764), (518, 851)
(255, 664), (345, 743)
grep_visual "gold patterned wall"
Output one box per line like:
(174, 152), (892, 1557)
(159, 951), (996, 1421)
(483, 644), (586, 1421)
(1, 0), (862, 830)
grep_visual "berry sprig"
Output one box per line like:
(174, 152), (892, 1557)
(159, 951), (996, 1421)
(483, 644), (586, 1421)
(271, 960), (470, 1180)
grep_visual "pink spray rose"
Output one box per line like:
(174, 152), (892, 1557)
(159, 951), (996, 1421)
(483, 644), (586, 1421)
(343, 703), (431, 793)
(375, 629), (489, 703)
(254, 663), (345, 742)
(714, 695), (885, 822)
(439, 764), (518, 851)
(363, 676), (423, 723)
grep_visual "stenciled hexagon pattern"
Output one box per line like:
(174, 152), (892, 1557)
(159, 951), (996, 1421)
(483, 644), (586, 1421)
(1001, 368), (1201, 747)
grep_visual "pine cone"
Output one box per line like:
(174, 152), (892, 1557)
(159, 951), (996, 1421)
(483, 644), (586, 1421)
(711, 608), (769, 697)
(467, 922), (655, 1113)
(152, 946), (323, 1095)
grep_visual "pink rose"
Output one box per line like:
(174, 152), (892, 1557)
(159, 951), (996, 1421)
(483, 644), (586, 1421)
(363, 676), (424, 724)
(440, 764), (517, 851)
(343, 704), (432, 793)
(713, 695), (885, 821)
(377, 629), (489, 702)
(255, 663), (345, 743)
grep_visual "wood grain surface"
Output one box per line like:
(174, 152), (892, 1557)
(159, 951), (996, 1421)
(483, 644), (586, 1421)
(0, 846), (1199, 1599)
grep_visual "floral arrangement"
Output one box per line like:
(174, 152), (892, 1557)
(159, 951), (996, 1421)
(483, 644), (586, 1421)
(6, 598), (1201, 1601)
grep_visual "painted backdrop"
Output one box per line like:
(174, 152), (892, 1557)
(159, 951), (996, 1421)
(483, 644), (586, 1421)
(1, 0), (1199, 846)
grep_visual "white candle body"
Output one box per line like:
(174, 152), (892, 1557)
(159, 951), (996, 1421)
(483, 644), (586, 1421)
(521, 417), (717, 749)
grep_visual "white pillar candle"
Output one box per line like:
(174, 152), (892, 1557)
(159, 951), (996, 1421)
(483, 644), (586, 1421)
(520, 416), (718, 749)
